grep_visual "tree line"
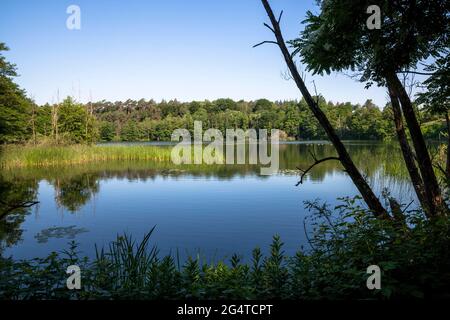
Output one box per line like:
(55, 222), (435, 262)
(1, 40), (447, 145)
(0, 54), (446, 145)
(92, 97), (447, 142)
(93, 97), (389, 142)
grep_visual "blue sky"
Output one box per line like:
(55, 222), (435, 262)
(1, 0), (392, 107)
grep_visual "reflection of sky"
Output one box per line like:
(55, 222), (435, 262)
(3, 140), (418, 261)
(5, 173), (360, 261)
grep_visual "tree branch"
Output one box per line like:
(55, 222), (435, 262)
(253, 40), (278, 48)
(397, 70), (441, 76)
(263, 23), (275, 33)
(296, 156), (340, 186)
(277, 10), (283, 24)
(0, 200), (39, 220)
(433, 163), (447, 178)
(312, 80), (319, 105)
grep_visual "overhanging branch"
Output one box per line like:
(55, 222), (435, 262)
(0, 200), (39, 220)
(253, 40), (278, 48)
(296, 156), (340, 186)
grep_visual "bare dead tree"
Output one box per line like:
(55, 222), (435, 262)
(257, 0), (389, 218)
(29, 94), (37, 145)
(52, 90), (60, 143)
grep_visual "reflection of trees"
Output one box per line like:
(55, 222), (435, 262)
(53, 173), (100, 212)
(34, 225), (88, 243)
(1, 143), (415, 211)
(0, 142), (418, 252)
(0, 177), (38, 254)
(279, 142), (409, 183)
(2, 143), (413, 186)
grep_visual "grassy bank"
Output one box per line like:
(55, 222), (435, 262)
(0, 145), (173, 169)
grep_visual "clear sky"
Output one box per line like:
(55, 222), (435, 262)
(1, 0), (393, 107)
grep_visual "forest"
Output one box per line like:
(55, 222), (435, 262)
(1, 74), (448, 144)
(0, 39), (447, 145)
(0, 37), (447, 146)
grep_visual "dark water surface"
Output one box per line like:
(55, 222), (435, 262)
(1, 142), (415, 260)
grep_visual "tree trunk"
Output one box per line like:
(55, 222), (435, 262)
(386, 72), (447, 216)
(31, 103), (37, 145)
(260, 0), (388, 218)
(446, 112), (450, 180)
(388, 88), (429, 215)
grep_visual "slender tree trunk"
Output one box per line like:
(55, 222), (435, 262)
(386, 72), (447, 216)
(446, 112), (450, 180)
(388, 88), (429, 214)
(260, 0), (388, 217)
(31, 103), (37, 145)
(52, 104), (59, 142)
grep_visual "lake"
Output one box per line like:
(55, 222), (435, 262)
(0, 141), (415, 261)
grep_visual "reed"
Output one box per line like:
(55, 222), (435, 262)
(0, 144), (173, 168)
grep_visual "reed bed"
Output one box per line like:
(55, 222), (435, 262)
(0, 144), (173, 169)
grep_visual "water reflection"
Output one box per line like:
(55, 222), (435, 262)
(0, 142), (415, 258)
(0, 178), (38, 255)
(34, 226), (89, 244)
(54, 173), (100, 212)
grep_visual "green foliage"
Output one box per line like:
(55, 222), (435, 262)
(215, 98), (237, 112)
(99, 121), (116, 142)
(0, 177), (38, 255)
(35, 104), (52, 137)
(55, 173), (99, 212)
(254, 98), (273, 112)
(58, 97), (97, 144)
(416, 52), (450, 116)
(120, 120), (142, 142)
(346, 100), (386, 139)
(0, 43), (32, 144)
(0, 145), (172, 168)
(291, 0), (448, 84)
(0, 44), (98, 145)
(90, 97), (408, 142)
(421, 119), (447, 140)
(1, 197), (449, 300)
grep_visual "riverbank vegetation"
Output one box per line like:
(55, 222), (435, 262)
(1, 197), (449, 299)
(0, 144), (172, 169)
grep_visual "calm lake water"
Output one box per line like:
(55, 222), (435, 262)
(1, 142), (416, 261)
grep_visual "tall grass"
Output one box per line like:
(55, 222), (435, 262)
(0, 145), (173, 168)
(95, 226), (158, 290)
